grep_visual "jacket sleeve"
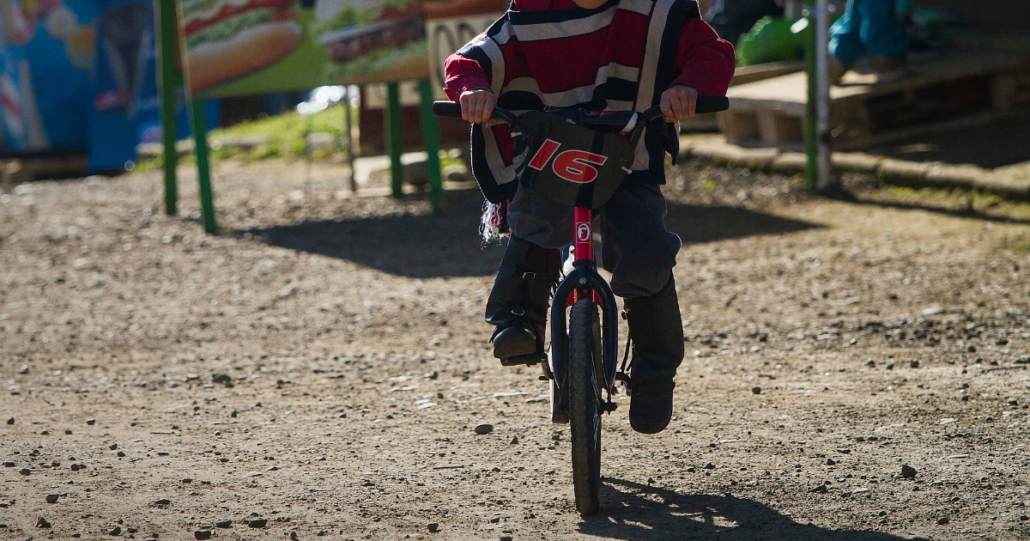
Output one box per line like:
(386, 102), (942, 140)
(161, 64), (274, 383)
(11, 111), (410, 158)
(670, 17), (736, 96)
(443, 54), (493, 101)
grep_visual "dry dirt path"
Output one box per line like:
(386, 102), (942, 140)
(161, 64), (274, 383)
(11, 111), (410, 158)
(2, 161), (1030, 541)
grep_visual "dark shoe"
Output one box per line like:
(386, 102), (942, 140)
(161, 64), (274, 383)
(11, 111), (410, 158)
(628, 379), (675, 434)
(830, 59), (853, 85)
(485, 236), (558, 364)
(491, 326), (538, 360)
(625, 276), (684, 434)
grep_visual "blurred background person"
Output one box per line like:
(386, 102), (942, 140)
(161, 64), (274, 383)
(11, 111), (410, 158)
(831, 0), (912, 82)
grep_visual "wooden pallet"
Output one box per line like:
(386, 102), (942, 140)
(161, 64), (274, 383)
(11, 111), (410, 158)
(680, 61), (806, 133)
(720, 52), (1030, 151)
(0, 154), (88, 189)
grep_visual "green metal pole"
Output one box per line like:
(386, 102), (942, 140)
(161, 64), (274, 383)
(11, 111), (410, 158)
(385, 82), (404, 198)
(417, 79), (443, 213)
(188, 98), (217, 234)
(156, 0), (179, 215)
(804, 0), (818, 191)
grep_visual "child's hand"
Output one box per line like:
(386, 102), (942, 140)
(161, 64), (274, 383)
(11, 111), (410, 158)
(460, 89), (499, 128)
(660, 85), (698, 122)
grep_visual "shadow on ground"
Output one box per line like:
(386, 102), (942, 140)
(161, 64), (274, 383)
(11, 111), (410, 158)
(238, 191), (821, 278)
(579, 478), (926, 541)
(841, 192), (1030, 226)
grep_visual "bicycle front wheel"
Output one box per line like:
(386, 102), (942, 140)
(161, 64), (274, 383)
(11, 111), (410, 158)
(568, 299), (603, 515)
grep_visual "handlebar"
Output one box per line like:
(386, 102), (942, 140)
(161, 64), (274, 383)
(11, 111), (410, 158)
(433, 97), (728, 146)
(432, 101), (523, 125)
(431, 96), (730, 128)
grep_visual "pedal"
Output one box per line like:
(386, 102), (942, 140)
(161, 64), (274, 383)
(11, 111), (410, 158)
(602, 402), (618, 413)
(500, 353), (545, 367)
(615, 372), (632, 395)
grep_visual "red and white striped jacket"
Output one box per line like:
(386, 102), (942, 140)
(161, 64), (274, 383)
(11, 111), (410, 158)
(444, 0), (734, 203)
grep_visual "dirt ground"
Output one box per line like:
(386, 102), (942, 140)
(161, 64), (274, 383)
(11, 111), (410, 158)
(3, 158), (1030, 541)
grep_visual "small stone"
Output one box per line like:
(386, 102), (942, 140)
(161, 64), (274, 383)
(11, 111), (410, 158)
(937, 517), (949, 525)
(248, 519), (267, 528)
(836, 449), (851, 454)
(826, 459), (836, 466)
(18, 365), (29, 374)
(474, 423), (494, 435)
(215, 520), (232, 528)
(182, 478), (193, 483)
(86, 419), (96, 425)
(510, 436), (519, 445)
(809, 484), (828, 494)
(154, 499), (171, 505)
(36, 517), (51, 529)
(117, 451), (126, 457)
(5, 417), (13, 425)
(910, 360), (920, 369)
(886, 363), (894, 370)
(500, 536), (513, 541)
(427, 522), (439, 532)
(65, 429), (72, 435)
(2, 461), (13, 467)
(109, 444), (118, 450)
(901, 465), (917, 478)
(19, 468), (30, 475)
(212, 373), (231, 384)
(194, 530), (212, 540)
(686, 466), (695, 473)
(109, 526), (122, 535)
(703, 462), (716, 470)
(490, 517), (500, 523)
(45, 494), (59, 503)
(751, 387), (761, 395)
(878, 510), (887, 517)
(290, 532), (299, 541)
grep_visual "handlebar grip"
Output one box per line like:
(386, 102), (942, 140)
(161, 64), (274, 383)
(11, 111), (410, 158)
(433, 102), (464, 118)
(695, 96), (730, 114)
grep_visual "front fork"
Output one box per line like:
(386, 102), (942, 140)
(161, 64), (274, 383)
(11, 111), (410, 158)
(549, 208), (619, 413)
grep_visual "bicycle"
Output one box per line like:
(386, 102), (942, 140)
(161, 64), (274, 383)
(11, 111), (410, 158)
(435, 97), (730, 515)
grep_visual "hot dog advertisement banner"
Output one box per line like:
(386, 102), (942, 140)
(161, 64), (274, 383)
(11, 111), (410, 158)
(177, 0), (507, 97)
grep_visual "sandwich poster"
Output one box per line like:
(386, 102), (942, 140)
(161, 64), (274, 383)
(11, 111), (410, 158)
(177, 0), (437, 97)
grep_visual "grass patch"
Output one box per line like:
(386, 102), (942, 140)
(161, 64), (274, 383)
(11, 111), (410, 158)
(134, 104), (358, 171)
(215, 105), (353, 141)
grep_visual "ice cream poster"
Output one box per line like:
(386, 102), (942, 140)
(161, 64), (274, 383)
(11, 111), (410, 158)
(0, 0), (99, 151)
(177, 0), (437, 97)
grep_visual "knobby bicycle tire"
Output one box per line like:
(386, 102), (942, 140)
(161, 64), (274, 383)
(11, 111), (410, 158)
(568, 299), (603, 515)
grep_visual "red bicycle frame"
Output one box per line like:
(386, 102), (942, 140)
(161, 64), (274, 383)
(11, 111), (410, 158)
(573, 207), (594, 263)
(570, 207), (603, 305)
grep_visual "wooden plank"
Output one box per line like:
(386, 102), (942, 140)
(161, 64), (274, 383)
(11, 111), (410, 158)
(834, 111), (1001, 152)
(727, 52), (1028, 112)
(719, 111), (760, 145)
(731, 61), (805, 86)
(757, 111), (803, 147)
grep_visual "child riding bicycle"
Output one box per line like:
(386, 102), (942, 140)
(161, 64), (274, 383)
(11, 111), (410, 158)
(444, 0), (735, 434)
